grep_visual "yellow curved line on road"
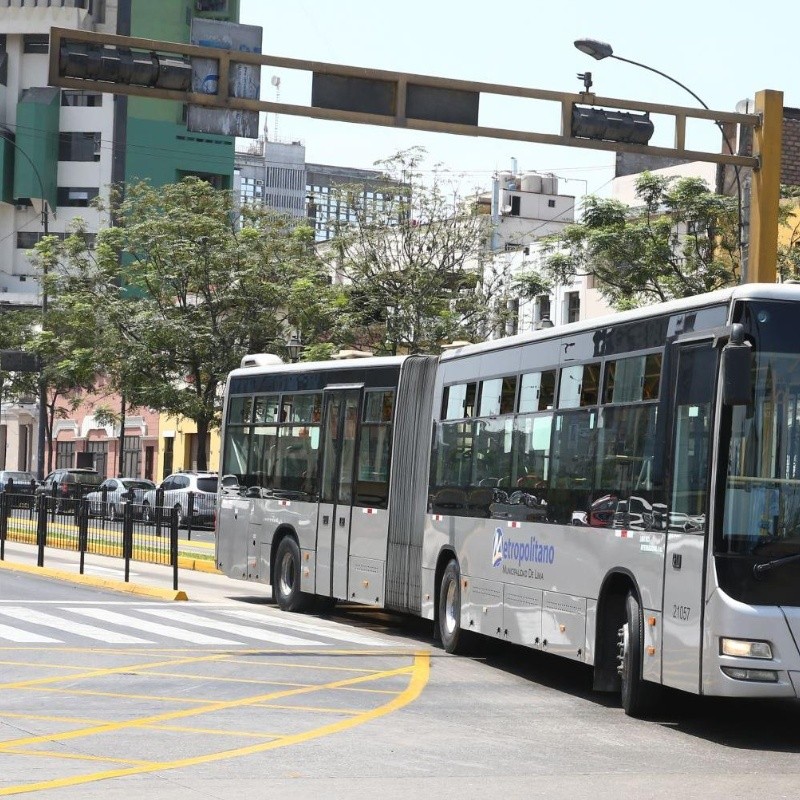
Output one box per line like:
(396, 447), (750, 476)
(0, 651), (430, 796)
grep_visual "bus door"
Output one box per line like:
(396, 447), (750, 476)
(662, 340), (717, 693)
(315, 387), (361, 599)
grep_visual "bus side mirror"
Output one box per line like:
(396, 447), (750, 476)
(721, 324), (752, 406)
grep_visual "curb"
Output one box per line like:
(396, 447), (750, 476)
(0, 558), (189, 601)
(177, 556), (220, 574)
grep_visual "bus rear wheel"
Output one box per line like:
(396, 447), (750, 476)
(438, 559), (468, 654)
(272, 537), (313, 613)
(617, 591), (660, 717)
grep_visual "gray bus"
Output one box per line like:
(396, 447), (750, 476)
(216, 283), (800, 716)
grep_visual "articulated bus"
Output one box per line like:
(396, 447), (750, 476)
(216, 283), (800, 716)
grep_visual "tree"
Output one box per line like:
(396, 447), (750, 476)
(43, 177), (332, 470)
(324, 148), (511, 354)
(541, 172), (741, 309)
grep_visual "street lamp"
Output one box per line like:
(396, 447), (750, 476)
(286, 333), (303, 363)
(0, 125), (51, 480)
(574, 39), (744, 265)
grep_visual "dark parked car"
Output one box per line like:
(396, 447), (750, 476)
(35, 468), (103, 514)
(86, 477), (156, 521)
(0, 470), (38, 509)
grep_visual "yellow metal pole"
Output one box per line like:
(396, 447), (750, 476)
(748, 89), (783, 283)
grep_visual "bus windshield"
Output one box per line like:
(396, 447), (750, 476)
(721, 301), (800, 557)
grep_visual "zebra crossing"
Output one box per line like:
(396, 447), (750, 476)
(0, 602), (393, 648)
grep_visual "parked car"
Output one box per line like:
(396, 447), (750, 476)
(141, 471), (218, 527)
(35, 468), (103, 514)
(86, 477), (156, 521)
(0, 470), (39, 509)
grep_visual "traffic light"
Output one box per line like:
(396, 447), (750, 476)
(58, 42), (192, 91)
(571, 105), (654, 145)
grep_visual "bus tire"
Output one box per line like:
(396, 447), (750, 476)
(438, 559), (468, 654)
(272, 537), (313, 613)
(618, 591), (660, 717)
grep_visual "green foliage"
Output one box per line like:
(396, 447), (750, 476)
(542, 172), (741, 308)
(323, 148), (505, 354)
(37, 177), (333, 469)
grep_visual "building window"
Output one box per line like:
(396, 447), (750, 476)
(123, 436), (141, 478)
(59, 132), (101, 162)
(535, 294), (551, 323)
(57, 187), (99, 207)
(566, 291), (581, 323)
(17, 231), (96, 250)
(61, 91), (103, 107)
(86, 441), (108, 479)
(548, 199), (556, 208)
(196, 0), (229, 11)
(23, 35), (49, 55)
(17, 232), (41, 250)
(56, 441), (75, 470)
(510, 195), (521, 216)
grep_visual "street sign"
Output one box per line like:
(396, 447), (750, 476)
(188, 19), (262, 138)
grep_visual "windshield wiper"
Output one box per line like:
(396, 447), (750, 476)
(753, 552), (800, 578)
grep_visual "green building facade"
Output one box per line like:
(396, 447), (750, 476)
(116, 0), (240, 190)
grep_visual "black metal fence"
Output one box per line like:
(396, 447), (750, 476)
(0, 489), (180, 590)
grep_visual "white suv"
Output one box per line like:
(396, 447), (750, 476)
(141, 471), (218, 527)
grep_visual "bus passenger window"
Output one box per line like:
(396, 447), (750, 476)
(479, 376), (517, 416)
(227, 396), (253, 425)
(442, 383), (477, 419)
(558, 363), (600, 409)
(519, 370), (556, 412)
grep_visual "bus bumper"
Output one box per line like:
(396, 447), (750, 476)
(702, 588), (800, 698)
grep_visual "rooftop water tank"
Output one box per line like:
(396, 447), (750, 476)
(521, 172), (543, 193)
(541, 174), (558, 194)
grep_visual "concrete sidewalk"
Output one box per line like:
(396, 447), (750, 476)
(0, 538), (270, 604)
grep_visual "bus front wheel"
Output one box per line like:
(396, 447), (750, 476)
(438, 559), (468, 654)
(272, 537), (313, 613)
(617, 591), (660, 717)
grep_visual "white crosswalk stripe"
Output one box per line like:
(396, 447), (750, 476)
(138, 608), (324, 646)
(65, 607), (240, 645)
(0, 621), (60, 643)
(0, 604), (389, 648)
(220, 608), (391, 646)
(0, 607), (151, 644)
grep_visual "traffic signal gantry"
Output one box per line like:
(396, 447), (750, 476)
(48, 26), (782, 283)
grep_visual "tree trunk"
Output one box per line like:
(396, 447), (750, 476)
(196, 417), (209, 471)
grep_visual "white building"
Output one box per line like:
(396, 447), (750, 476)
(479, 170), (614, 336)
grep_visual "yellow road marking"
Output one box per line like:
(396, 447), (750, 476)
(1, 659), (416, 750)
(224, 658), (381, 674)
(0, 713), (109, 725)
(0, 651), (430, 796)
(0, 652), (230, 691)
(140, 724), (283, 739)
(5, 749), (156, 767)
(255, 703), (361, 715)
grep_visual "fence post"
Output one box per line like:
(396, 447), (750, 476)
(186, 490), (194, 541)
(0, 493), (7, 561)
(100, 485), (108, 529)
(123, 498), (133, 583)
(78, 499), (89, 574)
(36, 493), (47, 567)
(171, 506), (179, 591)
(155, 486), (164, 538)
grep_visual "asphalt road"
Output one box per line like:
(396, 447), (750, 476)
(1, 556), (799, 800)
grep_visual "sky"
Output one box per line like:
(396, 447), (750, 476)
(238, 0), (793, 201)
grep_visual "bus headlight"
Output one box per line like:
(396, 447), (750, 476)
(720, 637), (773, 659)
